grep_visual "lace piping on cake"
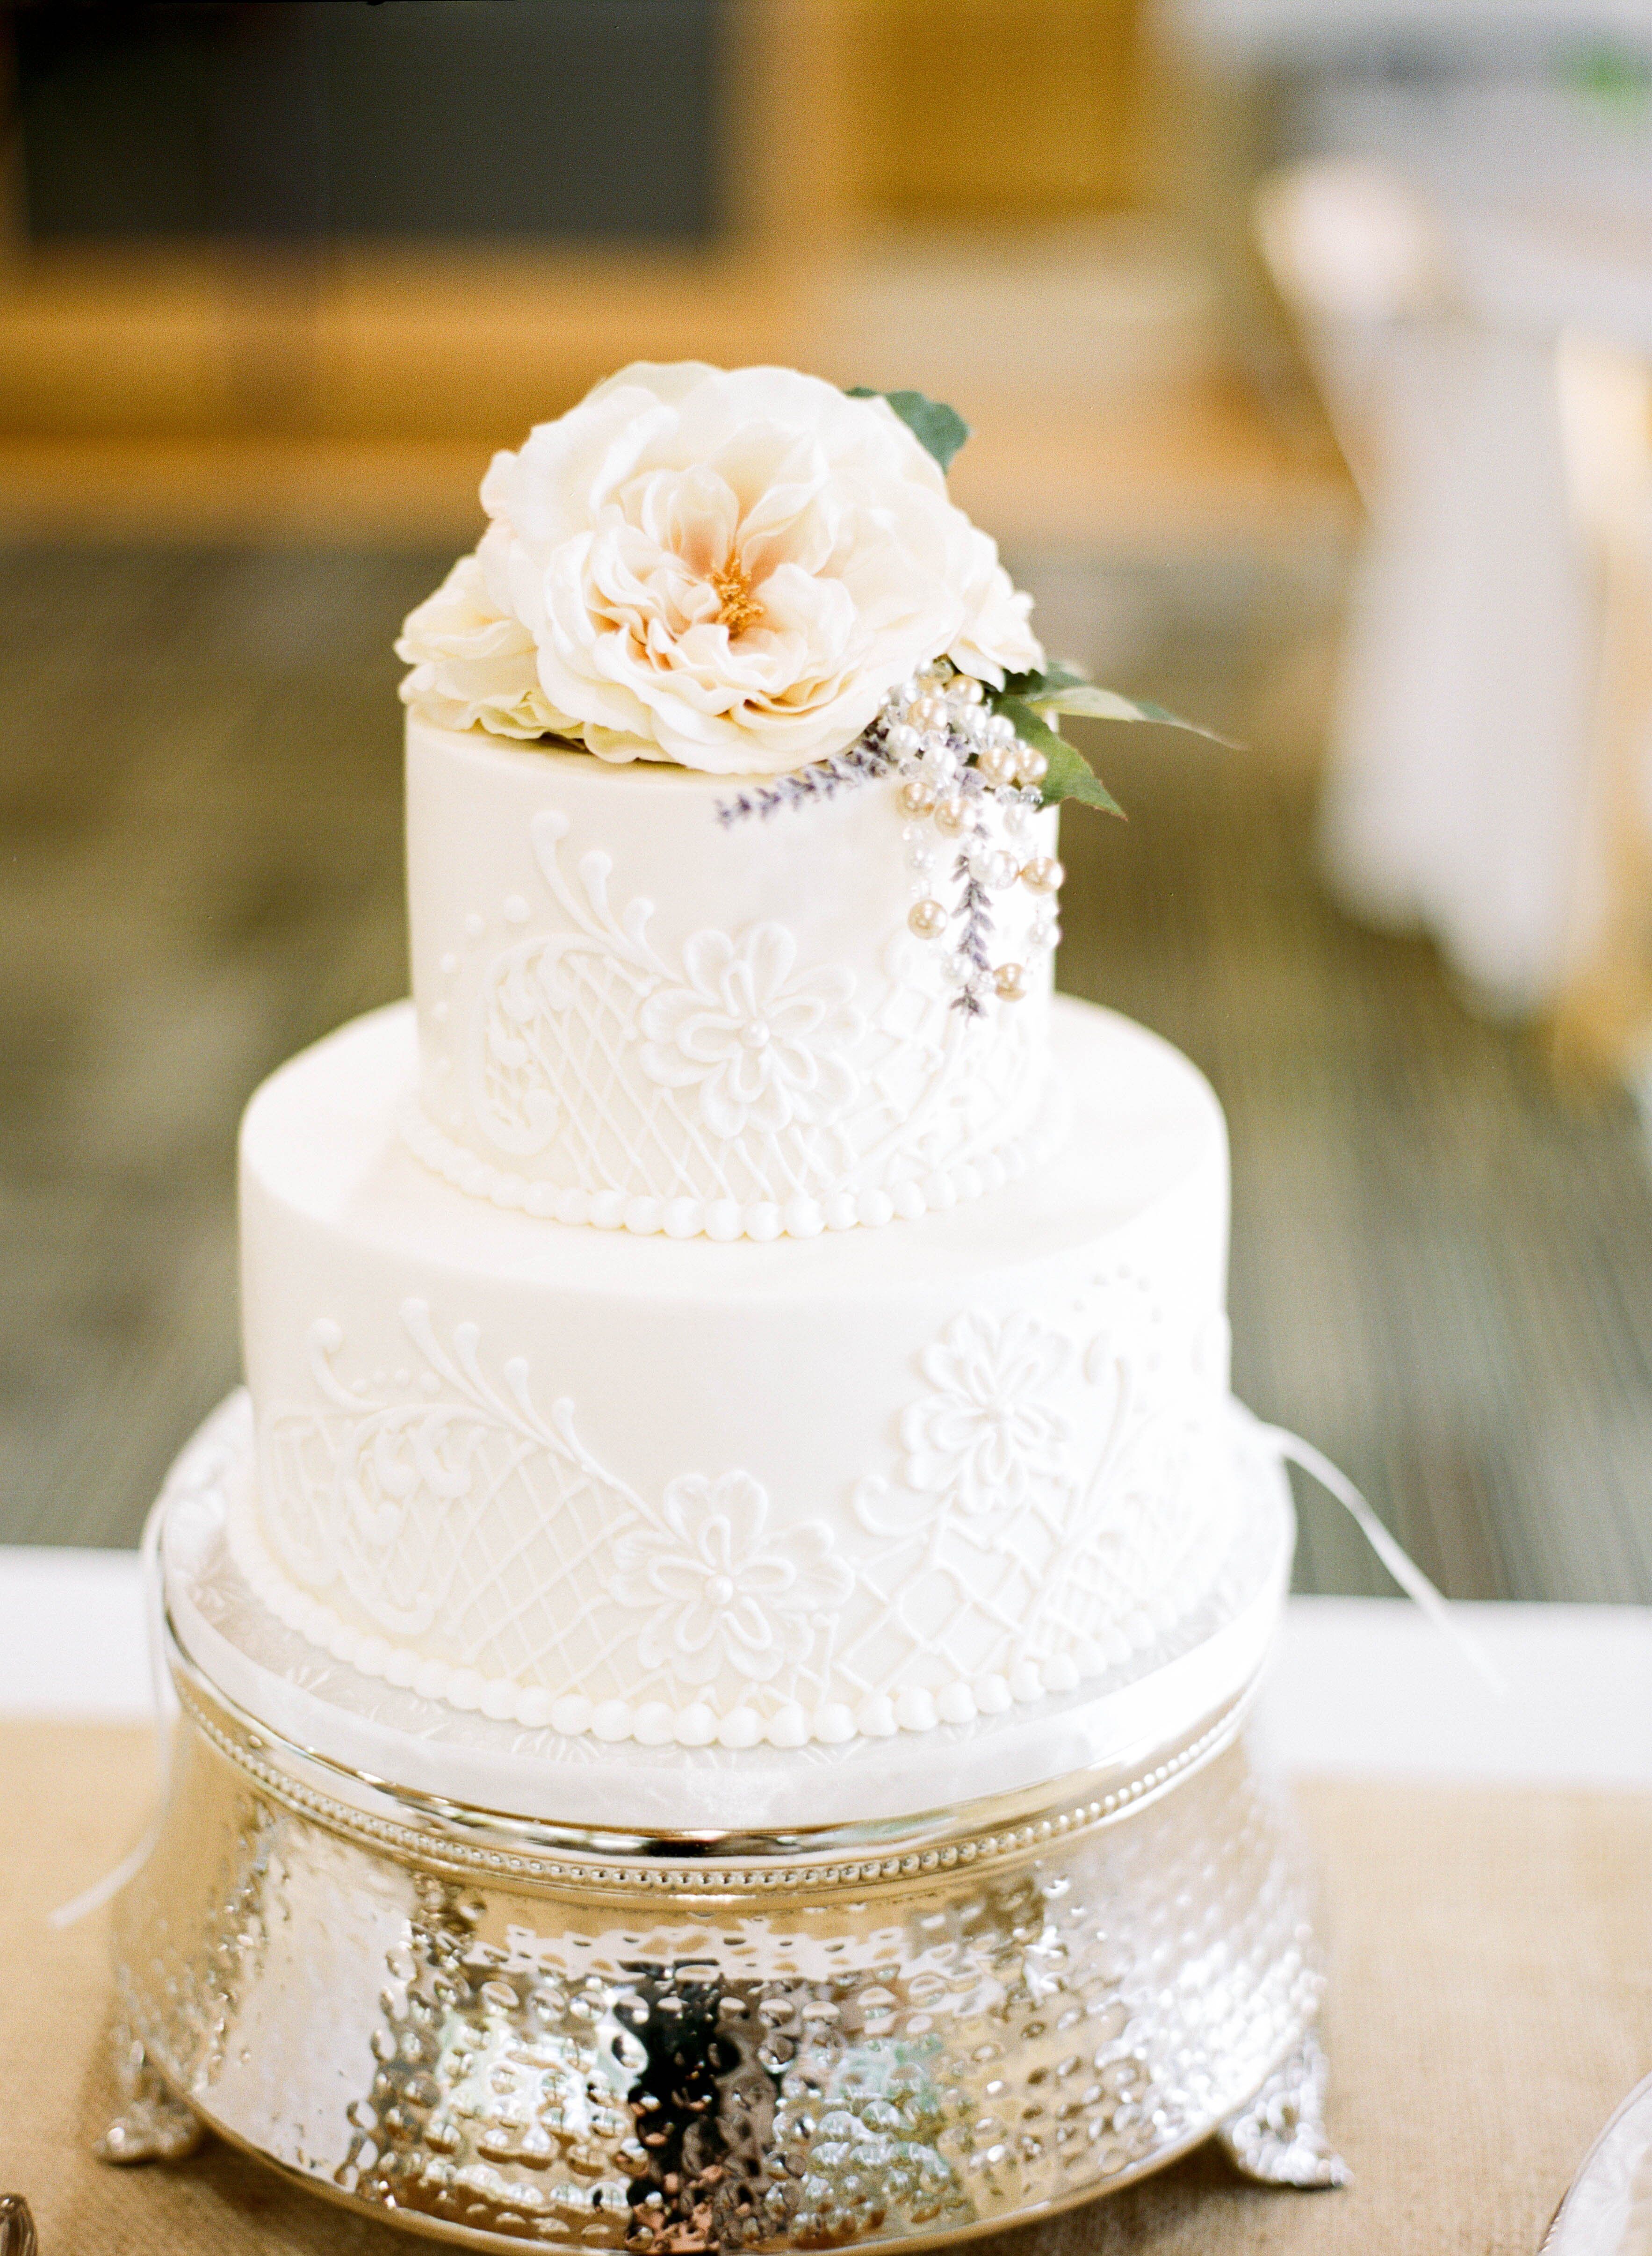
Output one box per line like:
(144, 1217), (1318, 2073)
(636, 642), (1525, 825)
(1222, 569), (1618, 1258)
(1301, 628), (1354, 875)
(414, 800), (1065, 1236)
(398, 1072), (1073, 1240)
(227, 1431), (1283, 1755)
(227, 1502), (1115, 1751)
(234, 1291), (1245, 1749)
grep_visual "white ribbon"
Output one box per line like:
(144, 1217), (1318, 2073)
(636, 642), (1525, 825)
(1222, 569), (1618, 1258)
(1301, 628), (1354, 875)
(1262, 1423), (1508, 1698)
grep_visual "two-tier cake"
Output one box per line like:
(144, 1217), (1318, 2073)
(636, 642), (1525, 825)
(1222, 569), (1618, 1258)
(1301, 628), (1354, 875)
(108, 364), (1335, 2244)
(224, 363), (1265, 1757)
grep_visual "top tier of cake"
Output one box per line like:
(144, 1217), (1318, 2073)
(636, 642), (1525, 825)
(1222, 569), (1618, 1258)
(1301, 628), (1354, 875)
(403, 715), (1062, 1241)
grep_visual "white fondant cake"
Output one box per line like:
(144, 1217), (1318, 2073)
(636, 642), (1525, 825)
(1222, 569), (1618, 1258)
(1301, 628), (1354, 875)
(234, 993), (1244, 1750)
(404, 718), (1062, 1240)
(220, 362), (1280, 1770)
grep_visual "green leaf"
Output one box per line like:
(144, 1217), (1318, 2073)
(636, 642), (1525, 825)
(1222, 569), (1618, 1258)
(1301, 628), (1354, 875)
(996, 661), (1089, 702)
(845, 387), (970, 471)
(996, 694), (1125, 817)
(1032, 682), (1236, 745)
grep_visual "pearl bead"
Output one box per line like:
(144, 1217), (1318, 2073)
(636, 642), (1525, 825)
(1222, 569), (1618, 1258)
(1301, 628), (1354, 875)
(887, 721), (920, 758)
(899, 778), (935, 817)
(1022, 854), (1064, 895)
(984, 848), (1020, 891)
(952, 674), (984, 705)
(994, 962), (1028, 1003)
(913, 693), (947, 730)
(933, 795), (971, 837)
(976, 743), (1017, 788)
(988, 713), (1017, 749)
(908, 898), (947, 940)
(1015, 746), (1049, 787)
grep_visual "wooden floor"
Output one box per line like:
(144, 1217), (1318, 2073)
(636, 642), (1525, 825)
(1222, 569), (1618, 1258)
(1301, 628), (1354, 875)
(5, 544), (1652, 1602)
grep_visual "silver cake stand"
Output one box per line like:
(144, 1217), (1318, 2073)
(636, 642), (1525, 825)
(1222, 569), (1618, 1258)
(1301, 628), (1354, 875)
(99, 1396), (1348, 2249)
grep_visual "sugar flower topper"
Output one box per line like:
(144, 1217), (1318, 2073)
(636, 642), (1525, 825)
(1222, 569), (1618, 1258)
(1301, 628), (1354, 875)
(397, 361), (1039, 776)
(398, 362), (1221, 824)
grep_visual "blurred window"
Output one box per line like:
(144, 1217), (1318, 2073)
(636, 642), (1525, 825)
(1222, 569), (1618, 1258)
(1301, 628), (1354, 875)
(13, 0), (724, 243)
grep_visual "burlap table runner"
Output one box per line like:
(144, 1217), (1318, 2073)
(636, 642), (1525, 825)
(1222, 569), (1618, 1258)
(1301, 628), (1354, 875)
(2, 1719), (1647, 2255)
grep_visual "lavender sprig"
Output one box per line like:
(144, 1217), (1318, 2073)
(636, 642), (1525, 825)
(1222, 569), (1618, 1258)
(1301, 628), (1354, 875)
(949, 851), (993, 1016)
(715, 730), (898, 827)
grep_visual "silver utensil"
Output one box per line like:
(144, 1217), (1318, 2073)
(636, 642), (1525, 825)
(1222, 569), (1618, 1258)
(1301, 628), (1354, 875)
(1543, 2071), (1652, 2251)
(0, 2194), (38, 2256)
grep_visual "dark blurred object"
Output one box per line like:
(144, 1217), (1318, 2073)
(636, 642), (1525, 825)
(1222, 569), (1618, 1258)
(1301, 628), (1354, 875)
(0, 0), (837, 460)
(0, 2195), (36, 2256)
(13, 0), (722, 244)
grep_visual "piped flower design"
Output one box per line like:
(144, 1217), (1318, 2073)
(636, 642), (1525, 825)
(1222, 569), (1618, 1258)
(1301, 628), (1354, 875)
(900, 1310), (1072, 1517)
(638, 926), (862, 1138)
(613, 1472), (854, 1685)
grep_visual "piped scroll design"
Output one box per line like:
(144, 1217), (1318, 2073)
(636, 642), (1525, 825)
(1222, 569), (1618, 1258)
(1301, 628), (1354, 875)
(613, 1472), (854, 1688)
(254, 1302), (854, 1717)
(472, 811), (863, 1175)
(447, 806), (1042, 1219)
(244, 1287), (1239, 1746)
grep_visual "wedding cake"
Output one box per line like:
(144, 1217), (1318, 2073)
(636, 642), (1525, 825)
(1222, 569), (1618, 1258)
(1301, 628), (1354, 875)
(220, 363), (1275, 1764)
(107, 362), (1338, 2251)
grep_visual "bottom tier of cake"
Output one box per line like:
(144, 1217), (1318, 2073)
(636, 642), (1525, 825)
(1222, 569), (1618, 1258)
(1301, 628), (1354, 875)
(233, 994), (1250, 1751)
(159, 1387), (1292, 1831)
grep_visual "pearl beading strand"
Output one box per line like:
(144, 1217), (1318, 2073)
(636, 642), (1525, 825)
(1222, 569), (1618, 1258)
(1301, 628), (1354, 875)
(881, 663), (1062, 1016)
(716, 661), (1067, 1019)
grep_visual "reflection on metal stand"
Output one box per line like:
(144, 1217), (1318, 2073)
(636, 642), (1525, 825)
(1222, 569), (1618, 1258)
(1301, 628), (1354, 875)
(0, 2195), (37, 2256)
(96, 1646), (1346, 2248)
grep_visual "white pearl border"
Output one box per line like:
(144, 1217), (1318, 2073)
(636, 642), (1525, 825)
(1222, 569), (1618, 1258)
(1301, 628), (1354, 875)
(396, 1077), (1074, 1242)
(225, 1490), (1205, 1752)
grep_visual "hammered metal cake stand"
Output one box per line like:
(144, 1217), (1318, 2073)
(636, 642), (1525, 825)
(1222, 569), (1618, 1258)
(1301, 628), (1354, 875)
(100, 1400), (1348, 2249)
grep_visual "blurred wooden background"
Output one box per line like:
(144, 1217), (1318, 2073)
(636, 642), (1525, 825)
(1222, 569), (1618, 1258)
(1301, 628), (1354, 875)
(0, 0), (1346, 551)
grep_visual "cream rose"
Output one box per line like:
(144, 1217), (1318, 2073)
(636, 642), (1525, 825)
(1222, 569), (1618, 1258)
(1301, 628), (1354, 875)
(397, 362), (1042, 775)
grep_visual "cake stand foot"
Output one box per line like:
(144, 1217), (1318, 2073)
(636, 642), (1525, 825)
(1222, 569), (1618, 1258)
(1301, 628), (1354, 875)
(1217, 2030), (1350, 2189)
(93, 2023), (205, 2167)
